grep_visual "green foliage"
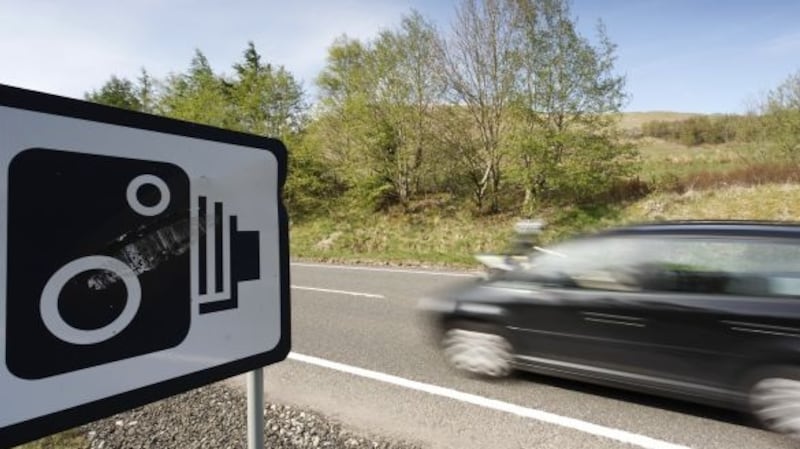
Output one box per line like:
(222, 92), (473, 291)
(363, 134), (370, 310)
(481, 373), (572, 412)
(441, 0), (520, 213)
(85, 69), (158, 114)
(346, 175), (398, 212)
(313, 14), (446, 209)
(540, 203), (624, 243)
(762, 70), (800, 160)
(158, 50), (235, 128)
(369, 13), (446, 205)
(508, 0), (633, 210)
(316, 36), (371, 108)
(86, 43), (324, 219)
(230, 42), (307, 138)
(551, 135), (638, 204)
(85, 75), (144, 111)
(85, 3), (636, 222)
(283, 132), (345, 220)
(89, 45), (307, 140)
(313, 36), (374, 187)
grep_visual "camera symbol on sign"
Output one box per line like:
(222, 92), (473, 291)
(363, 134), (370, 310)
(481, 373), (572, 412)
(6, 149), (260, 379)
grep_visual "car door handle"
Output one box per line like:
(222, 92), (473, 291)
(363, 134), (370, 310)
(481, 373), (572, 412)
(581, 312), (647, 328)
(722, 320), (800, 338)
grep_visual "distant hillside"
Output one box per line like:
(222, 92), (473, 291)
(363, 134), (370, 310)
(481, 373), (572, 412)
(619, 111), (702, 132)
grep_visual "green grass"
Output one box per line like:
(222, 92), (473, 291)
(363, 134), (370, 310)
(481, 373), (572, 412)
(291, 209), (518, 267)
(290, 200), (628, 267)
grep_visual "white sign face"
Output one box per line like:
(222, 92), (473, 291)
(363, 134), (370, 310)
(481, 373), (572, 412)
(0, 85), (290, 447)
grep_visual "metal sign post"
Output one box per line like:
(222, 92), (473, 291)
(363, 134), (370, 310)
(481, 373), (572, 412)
(247, 368), (265, 449)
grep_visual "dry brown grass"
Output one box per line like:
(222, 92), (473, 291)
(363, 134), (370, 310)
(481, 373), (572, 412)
(14, 429), (85, 449)
(575, 159), (800, 207)
(660, 162), (800, 193)
(625, 183), (800, 222)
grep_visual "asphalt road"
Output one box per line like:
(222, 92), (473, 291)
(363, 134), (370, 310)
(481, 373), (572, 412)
(230, 262), (800, 449)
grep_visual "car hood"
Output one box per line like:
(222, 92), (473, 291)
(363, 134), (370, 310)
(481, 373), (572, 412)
(418, 277), (531, 311)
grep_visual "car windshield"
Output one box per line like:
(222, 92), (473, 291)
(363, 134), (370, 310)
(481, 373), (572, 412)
(527, 236), (647, 272)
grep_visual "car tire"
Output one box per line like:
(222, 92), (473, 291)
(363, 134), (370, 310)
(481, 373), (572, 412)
(441, 321), (513, 378)
(748, 367), (800, 438)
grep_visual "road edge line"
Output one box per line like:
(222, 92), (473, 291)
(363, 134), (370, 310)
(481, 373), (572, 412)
(291, 285), (385, 298)
(291, 262), (477, 278)
(288, 352), (691, 449)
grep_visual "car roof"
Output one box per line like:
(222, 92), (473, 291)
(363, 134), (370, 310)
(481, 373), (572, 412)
(595, 220), (800, 239)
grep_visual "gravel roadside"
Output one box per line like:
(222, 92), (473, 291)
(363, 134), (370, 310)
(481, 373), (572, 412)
(82, 383), (422, 449)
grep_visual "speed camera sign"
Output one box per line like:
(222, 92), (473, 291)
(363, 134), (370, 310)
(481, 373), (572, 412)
(0, 84), (290, 448)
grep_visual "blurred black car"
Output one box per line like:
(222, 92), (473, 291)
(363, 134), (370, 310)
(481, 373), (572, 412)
(418, 221), (800, 436)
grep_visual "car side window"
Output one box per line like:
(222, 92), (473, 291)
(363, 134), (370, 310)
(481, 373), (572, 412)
(524, 235), (800, 297)
(630, 237), (800, 297)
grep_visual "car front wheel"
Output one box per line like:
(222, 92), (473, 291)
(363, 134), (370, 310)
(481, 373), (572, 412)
(441, 323), (513, 378)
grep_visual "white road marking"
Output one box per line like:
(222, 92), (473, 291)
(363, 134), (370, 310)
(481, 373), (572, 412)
(291, 285), (385, 298)
(288, 352), (691, 449)
(291, 262), (478, 277)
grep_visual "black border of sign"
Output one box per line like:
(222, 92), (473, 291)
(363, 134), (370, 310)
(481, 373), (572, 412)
(0, 84), (291, 449)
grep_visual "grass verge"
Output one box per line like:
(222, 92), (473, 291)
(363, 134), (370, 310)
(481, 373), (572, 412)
(291, 183), (800, 267)
(291, 210), (518, 267)
(14, 429), (86, 449)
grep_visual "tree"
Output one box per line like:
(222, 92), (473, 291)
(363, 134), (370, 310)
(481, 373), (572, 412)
(314, 34), (396, 209)
(160, 50), (234, 128)
(136, 68), (158, 114)
(762, 70), (800, 160)
(368, 12), (446, 205)
(313, 15), (447, 209)
(509, 0), (632, 208)
(283, 129), (346, 218)
(441, 0), (520, 212)
(85, 75), (143, 111)
(230, 42), (307, 138)
(314, 36), (375, 193)
(85, 70), (160, 114)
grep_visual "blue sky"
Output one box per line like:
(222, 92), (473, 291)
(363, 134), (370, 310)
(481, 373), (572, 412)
(1, 0), (799, 113)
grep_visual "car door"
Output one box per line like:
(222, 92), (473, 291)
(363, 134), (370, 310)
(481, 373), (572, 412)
(549, 234), (800, 394)
(502, 236), (655, 368)
(503, 234), (743, 393)
(564, 282), (739, 391)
